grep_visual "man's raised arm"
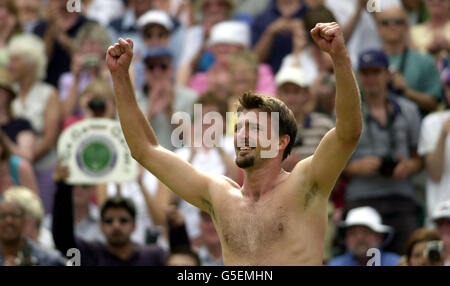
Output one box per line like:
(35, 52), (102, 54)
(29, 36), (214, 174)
(107, 38), (214, 210)
(296, 23), (362, 196)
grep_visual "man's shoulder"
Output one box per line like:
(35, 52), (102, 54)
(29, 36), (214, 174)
(28, 240), (66, 266)
(423, 110), (450, 126)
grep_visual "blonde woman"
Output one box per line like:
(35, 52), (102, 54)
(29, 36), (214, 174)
(8, 34), (60, 214)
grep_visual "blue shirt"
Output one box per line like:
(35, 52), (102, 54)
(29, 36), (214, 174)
(328, 251), (401, 266)
(251, 0), (309, 73)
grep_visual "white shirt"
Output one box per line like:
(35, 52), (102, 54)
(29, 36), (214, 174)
(418, 111), (450, 223)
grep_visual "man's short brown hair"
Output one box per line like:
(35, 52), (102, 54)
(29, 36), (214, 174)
(236, 92), (297, 160)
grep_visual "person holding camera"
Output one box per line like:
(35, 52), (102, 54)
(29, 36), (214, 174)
(59, 23), (112, 122)
(403, 228), (444, 266)
(343, 50), (423, 255)
(431, 200), (450, 266)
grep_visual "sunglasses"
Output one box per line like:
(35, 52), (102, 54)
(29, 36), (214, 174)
(102, 216), (132, 225)
(380, 18), (406, 26)
(145, 62), (169, 71)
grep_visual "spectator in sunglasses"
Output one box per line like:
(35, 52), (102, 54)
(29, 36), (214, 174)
(51, 162), (167, 266)
(375, 5), (443, 116)
(136, 46), (198, 151)
(134, 9), (185, 89)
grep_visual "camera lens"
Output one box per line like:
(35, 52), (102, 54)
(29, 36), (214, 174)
(88, 97), (106, 114)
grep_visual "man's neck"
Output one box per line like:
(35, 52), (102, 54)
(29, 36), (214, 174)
(1, 238), (25, 258)
(107, 242), (135, 261)
(294, 110), (306, 126)
(242, 160), (287, 201)
(0, 108), (8, 124)
(383, 41), (407, 56)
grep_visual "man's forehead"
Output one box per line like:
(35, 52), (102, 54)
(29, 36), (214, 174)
(237, 110), (268, 124)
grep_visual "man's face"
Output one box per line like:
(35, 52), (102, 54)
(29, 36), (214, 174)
(358, 67), (389, 97)
(234, 109), (279, 168)
(142, 24), (170, 48)
(376, 8), (408, 44)
(346, 226), (382, 260)
(0, 202), (26, 244)
(100, 208), (135, 247)
(277, 82), (309, 115)
(145, 57), (172, 83)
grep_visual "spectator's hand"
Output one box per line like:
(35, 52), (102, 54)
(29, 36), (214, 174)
(310, 22), (347, 59)
(391, 72), (408, 93)
(351, 156), (382, 176)
(106, 38), (134, 74)
(268, 18), (295, 36)
(392, 155), (413, 180)
(52, 160), (70, 183)
(148, 81), (173, 120)
(429, 34), (450, 54)
(71, 53), (84, 77)
(292, 20), (308, 54)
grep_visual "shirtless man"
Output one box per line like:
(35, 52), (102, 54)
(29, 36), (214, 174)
(106, 22), (362, 265)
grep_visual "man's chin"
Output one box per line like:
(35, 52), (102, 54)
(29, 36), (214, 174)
(235, 156), (255, 169)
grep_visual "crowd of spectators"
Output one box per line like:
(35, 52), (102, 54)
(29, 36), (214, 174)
(0, 0), (449, 266)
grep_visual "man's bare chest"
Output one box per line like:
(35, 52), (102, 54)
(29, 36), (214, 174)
(213, 195), (293, 257)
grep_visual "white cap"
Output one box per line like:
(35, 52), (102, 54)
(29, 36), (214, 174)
(137, 10), (173, 31)
(275, 66), (309, 88)
(341, 206), (392, 234)
(208, 21), (250, 48)
(432, 200), (450, 221)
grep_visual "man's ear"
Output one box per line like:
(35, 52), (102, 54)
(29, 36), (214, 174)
(279, 134), (291, 152)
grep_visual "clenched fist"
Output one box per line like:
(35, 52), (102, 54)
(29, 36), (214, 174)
(310, 22), (347, 59)
(106, 38), (134, 74)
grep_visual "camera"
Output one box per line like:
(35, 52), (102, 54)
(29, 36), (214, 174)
(379, 156), (398, 177)
(425, 240), (443, 264)
(88, 96), (106, 117)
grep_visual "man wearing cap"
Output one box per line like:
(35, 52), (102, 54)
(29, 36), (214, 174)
(343, 49), (423, 255)
(107, 22), (362, 265)
(276, 66), (334, 170)
(328, 206), (400, 266)
(418, 70), (450, 224)
(136, 46), (198, 151)
(431, 200), (450, 266)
